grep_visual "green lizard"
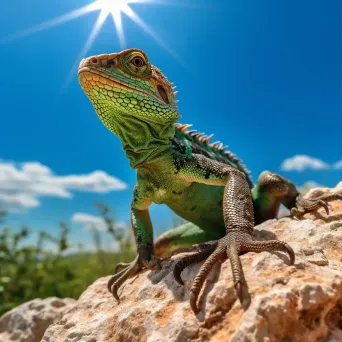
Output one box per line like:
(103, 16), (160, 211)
(78, 48), (341, 313)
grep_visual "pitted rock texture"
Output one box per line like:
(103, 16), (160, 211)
(0, 297), (76, 342)
(43, 185), (342, 342)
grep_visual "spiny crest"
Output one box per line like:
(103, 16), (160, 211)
(171, 83), (179, 103)
(175, 123), (252, 177)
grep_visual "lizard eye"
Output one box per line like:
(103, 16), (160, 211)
(130, 56), (146, 68)
(123, 51), (151, 78)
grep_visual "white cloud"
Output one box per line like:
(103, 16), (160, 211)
(71, 212), (130, 253)
(72, 213), (107, 231)
(333, 160), (342, 170)
(298, 181), (324, 193)
(280, 155), (329, 172)
(71, 212), (128, 231)
(0, 161), (127, 212)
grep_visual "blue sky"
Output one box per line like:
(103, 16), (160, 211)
(0, 0), (341, 249)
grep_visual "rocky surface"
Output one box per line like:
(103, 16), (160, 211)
(0, 297), (76, 342)
(41, 184), (342, 342)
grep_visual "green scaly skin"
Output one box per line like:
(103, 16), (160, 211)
(78, 48), (342, 314)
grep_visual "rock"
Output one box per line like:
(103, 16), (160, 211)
(43, 185), (342, 342)
(306, 182), (342, 200)
(0, 297), (76, 342)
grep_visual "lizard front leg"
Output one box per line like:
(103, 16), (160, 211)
(171, 155), (294, 313)
(107, 186), (162, 301)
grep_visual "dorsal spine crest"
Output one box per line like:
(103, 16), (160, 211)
(174, 123), (252, 182)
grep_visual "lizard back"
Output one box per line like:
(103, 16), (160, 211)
(173, 123), (253, 188)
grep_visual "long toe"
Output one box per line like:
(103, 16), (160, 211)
(235, 281), (251, 309)
(173, 245), (216, 286)
(242, 239), (295, 265)
(114, 262), (131, 274)
(318, 200), (329, 215)
(189, 246), (226, 314)
(107, 256), (142, 302)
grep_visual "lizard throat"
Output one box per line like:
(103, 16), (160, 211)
(113, 113), (175, 168)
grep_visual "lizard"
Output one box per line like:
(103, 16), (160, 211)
(77, 48), (342, 313)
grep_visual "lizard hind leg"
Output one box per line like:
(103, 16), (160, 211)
(291, 194), (342, 218)
(252, 171), (342, 221)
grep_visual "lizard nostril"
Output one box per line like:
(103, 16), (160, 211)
(91, 57), (98, 64)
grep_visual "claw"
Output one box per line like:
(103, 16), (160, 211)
(173, 264), (185, 285)
(107, 253), (163, 303)
(190, 291), (199, 314)
(235, 281), (244, 303)
(112, 284), (120, 302)
(294, 194), (342, 218)
(107, 268), (125, 292)
(235, 281), (251, 310)
(318, 200), (329, 215)
(283, 243), (295, 265)
(110, 265), (137, 302)
(107, 276), (115, 293)
(106, 256), (142, 302)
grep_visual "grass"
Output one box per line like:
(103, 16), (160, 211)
(0, 204), (135, 316)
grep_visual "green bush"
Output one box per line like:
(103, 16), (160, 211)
(0, 204), (135, 316)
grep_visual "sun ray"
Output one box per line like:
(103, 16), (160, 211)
(0, 3), (99, 44)
(123, 5), (186, 66)
(110, 11), (126, 49)
(61, 9), (109, 91)
(1, 0), (194, 88)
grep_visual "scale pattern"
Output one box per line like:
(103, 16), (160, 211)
(173, 124), (253, 187)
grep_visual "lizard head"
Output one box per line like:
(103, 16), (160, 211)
(78, 48), (180, 137)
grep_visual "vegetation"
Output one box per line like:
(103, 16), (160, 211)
(0, 204), (135, 316)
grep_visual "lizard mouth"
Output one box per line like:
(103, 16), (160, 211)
(78, 66), (171, 106)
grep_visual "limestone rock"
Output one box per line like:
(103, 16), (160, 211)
(43, 185), (342, 342)
(0, 297), (76, 342)
(306, 181), (342, 200)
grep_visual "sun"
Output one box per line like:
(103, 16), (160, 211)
(93, 0), (130, 17)
(1, 0), (187, 87)
(1, 0), (167, 51)
(87, 0), (135, 51)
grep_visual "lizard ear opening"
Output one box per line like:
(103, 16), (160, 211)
(157, 85), (169, 104)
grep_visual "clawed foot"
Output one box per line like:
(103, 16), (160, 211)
(291, 194), (342, 218)
(107, 250), (162, 302)
(173, 233), (295, 314)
